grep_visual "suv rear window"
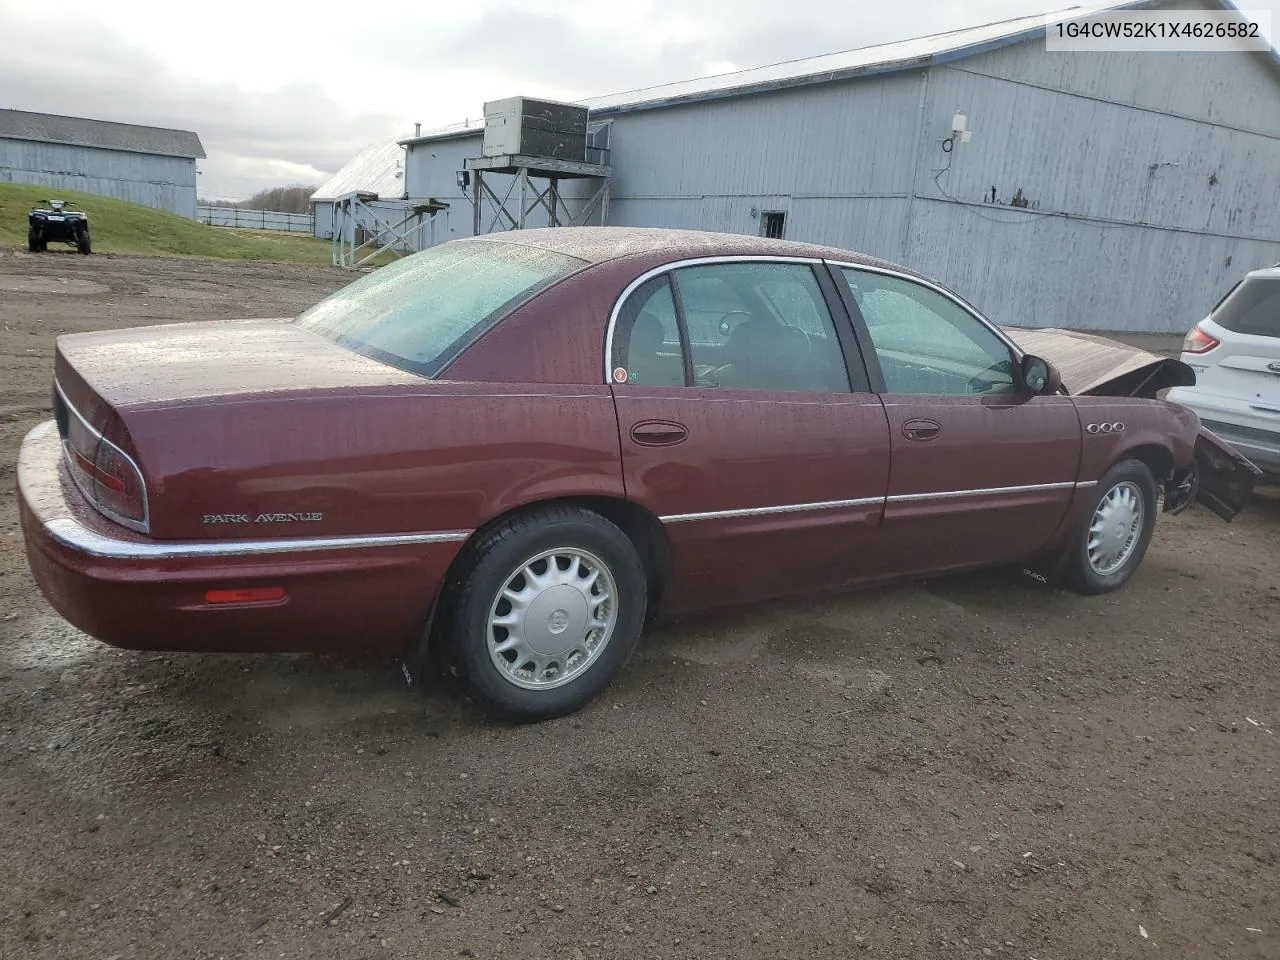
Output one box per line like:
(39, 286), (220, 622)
(296, 239), (582, 377)
(1211, 275), (1280, 338)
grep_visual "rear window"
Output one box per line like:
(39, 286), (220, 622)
(296, 239), (583, 377)
(1211, 275), (1280, 338)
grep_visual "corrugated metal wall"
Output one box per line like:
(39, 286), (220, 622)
(404, 135), (487, 246)
(0, 139), (198, 218)
(905, 40), (1280, 332)
(602, 72), (920, 262)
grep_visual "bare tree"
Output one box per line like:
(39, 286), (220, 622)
(238, 185), (317, 213)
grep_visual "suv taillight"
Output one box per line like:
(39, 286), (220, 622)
(1182, 324), (1220, 355)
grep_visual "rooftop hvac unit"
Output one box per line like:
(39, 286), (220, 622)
(482, 97), (588, 163)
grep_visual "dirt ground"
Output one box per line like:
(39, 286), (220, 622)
(1, 248), (1278, 960)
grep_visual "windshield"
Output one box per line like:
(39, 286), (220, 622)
(296, 239), (583, 377)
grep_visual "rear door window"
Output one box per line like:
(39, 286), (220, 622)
(1212, 276), (1280, 338)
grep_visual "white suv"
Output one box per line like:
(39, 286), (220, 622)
(1167, 266), (1280, 480)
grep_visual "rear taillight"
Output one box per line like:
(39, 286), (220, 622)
(58, 384), (148, 531)
(1182, 325), (1220, 355)
(92, 441), (147, 526)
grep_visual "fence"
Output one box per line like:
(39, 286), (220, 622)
(197, 205), (314, 234)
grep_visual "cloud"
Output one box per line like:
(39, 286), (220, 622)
(0, 13), (403, 198)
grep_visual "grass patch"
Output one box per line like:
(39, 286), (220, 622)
(0, 182), (335, 265)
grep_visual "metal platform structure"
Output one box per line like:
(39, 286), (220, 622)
(330, 191), (449, 268)
(463, 155), (611, 236)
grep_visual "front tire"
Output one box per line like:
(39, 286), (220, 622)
(77, 229), (91, 255)
(27, 228), (40, 252)
(1066, 459), (1157, 594)
(440, 506), (648, 721)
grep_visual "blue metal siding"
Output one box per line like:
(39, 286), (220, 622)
(607, 73), (920, 201)
(904, 197), (1277, 333)
(900, 53), (1280, 332)
(950, 18), (1280, 139)
(0, 138), (198, 218)
(919, 63), (1280, 241)
(404, 134), (488, 245)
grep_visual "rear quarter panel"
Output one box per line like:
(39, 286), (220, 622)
(121, 383), (625, 540)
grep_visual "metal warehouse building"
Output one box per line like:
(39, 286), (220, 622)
(0, 109), (205, 219)
(394, 0), (1279, 333)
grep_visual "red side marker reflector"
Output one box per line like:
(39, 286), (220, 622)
(205, 587), (286, 605)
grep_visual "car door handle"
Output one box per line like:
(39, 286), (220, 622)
(902, 418), (941, 442)
(630, 420), (689, 446)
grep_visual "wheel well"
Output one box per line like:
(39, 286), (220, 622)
(443, 495), (670, 617)
(1120, 444), (1175, 483)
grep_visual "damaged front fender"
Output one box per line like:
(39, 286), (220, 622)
(1004, 326), (1261, 521)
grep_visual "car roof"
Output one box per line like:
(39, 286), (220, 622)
(469, 226), (918, 276)
(1245, 265), (1280, 281)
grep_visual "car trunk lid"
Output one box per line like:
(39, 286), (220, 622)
(54, 319), (423, 413)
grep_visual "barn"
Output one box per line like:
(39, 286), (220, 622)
(309, 137), (408, 242)
(0, 109), (205, 219)
(396, 0), (1280, 333)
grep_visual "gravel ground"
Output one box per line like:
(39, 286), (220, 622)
(1, 248), (1278, 960)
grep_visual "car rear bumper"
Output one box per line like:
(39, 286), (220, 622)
(17, 420), (466, 654)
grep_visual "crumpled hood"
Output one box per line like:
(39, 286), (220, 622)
(1002, 327), (1195, 398)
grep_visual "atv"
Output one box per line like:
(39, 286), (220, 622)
(28, 200), (91, 255)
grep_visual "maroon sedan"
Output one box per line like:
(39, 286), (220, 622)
(17, 228), (1258, 720)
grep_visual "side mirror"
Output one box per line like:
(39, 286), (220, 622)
(1021, 354), (1063, 395)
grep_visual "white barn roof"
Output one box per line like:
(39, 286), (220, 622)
(310, 138), (407, 202)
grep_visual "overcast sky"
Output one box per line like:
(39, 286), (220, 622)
(1, 0), (1276, 199)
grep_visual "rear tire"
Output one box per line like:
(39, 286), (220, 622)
(27, 228), (39, 253)
(77, 229), (91, 255)
(440, 506), (647, 722)
(1065, 459), (1157, 595)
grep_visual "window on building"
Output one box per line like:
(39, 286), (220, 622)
(839, 268), (1016, 396)
(760, 211), (786, 240)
